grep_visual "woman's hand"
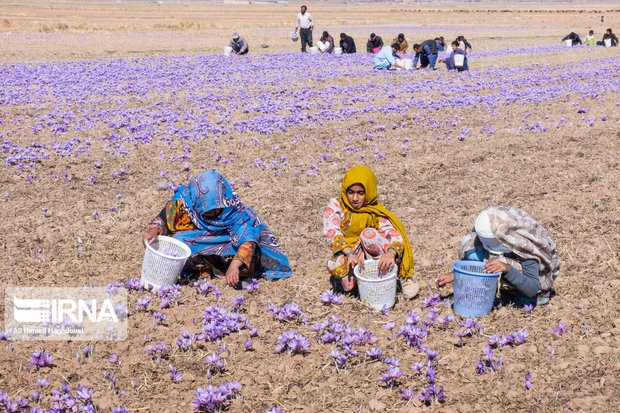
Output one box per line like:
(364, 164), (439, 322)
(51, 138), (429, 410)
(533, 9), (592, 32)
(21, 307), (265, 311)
(377, 250), (396, 272)
(483, 260), (510, 274)
(142, 226), (160, 247)
(226, 259), (244, 287)
(347, 253), (362, 270)
(436, 272), (454, 287)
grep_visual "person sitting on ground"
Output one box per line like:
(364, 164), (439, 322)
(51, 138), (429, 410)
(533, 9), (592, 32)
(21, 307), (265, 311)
(562, 32), (582, 46)
(367, 33), (384, 54)
(324, 166), (419, 299)
(372, 43), (406, 70)
(439, 40), (469, 72)
(585, 30), (595, 46)
(599, 28), (618, 46)
(317, 31), (335, 54)
(437, 206), (560, 307)
(143, 171), (292, 287)
(230, 32), (249, 55)
(455, 35), (472, 51)
(412, 39), (439, 70)
(339, 33), (357, 53)
(392, 33), (409, 53)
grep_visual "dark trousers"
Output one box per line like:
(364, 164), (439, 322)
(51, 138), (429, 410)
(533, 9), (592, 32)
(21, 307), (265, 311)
(232, 44), (249, 55)
(300, 28), (313, 52)
(419, 54), (430, 68)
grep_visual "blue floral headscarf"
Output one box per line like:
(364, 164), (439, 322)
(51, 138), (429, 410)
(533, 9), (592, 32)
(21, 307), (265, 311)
(171, 171), (292, 279)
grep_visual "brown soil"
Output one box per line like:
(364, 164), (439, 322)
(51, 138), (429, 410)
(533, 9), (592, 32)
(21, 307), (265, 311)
(0, 2), (619, 413)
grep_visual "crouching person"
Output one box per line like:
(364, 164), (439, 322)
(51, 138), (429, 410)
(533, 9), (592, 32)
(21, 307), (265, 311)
(437, 206), (560, 307)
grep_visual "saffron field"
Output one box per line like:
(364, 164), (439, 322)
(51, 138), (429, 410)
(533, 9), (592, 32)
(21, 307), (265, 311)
(0, 2), (619, 412)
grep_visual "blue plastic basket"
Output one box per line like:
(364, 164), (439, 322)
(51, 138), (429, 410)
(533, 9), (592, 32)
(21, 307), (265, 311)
(452, 261), (500, 317)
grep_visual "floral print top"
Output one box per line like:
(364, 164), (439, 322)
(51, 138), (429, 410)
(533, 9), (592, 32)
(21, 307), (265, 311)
(151, 200), (255, 269)
(323, 198), (404, 258)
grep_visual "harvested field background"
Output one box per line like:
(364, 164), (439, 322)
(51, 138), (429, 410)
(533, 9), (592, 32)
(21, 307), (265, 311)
(0, 1), (619, 412)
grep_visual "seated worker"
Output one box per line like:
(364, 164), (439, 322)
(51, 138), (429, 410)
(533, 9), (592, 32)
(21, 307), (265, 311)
(455, 35), (472, 51)
(372, 43), (407, 70)
(562, 32), (582, 46)
(585, 30), (595, 46)
(439, 40), (469, 71)
(324, 166), (419, 299)
(598, 28), (618, 46)
(143, 171), (292, 287)
(339, 32), (357, 53)
(412, 39), (439, 69)
(317, 31), (335, 54)
(437, 206), (560, 307)
(392, 33), (409, 54)
(230, 32), (249, 55)
(367, 33), (384, 54)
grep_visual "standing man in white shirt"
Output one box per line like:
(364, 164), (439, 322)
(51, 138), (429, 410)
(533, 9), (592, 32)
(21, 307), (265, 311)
(295, 5), (314, 52)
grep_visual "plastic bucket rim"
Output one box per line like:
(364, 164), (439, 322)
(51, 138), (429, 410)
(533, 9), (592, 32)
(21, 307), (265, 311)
(452, 261), (500, 278)
(354, 259), (398, 283)
(145, 235), (191, 261)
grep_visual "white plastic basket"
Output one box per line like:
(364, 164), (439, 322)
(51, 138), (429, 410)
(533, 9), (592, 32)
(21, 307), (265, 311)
(334, 47), (342, 55)
(141, 236), (191, 290)
(309, 46), (319, 54)
(564, 39), (573, 47)
(354, 259), (397, 310)
(224, 46), (233, 57)
(604, 38), (611, 47)
(454, 54), (465, 68)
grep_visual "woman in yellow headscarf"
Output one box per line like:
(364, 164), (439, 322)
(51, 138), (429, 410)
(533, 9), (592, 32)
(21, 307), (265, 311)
(323, 166), (419, 299)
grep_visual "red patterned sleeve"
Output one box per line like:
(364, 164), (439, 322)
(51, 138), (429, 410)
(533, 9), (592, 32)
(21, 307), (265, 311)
(323, 198), (350, 254)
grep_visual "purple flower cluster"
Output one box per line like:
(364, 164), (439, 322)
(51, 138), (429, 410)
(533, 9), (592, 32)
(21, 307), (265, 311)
(267, 302), (308, 324)
(245, 278), (260, 293)
(231, 296), (245, 309)
(421, 294), (443, 308)
(488, 329), (530, 348)
(454, 318), (485, 340)
(319, 290), (343, 306)
(169, 365), (183, 382)
(205, 348), (227, 377)
(194, 279), (216, 296)
(192, 382), (242, 412)
(152, 311), (167, 325)
(312, 316), (378, 368)
(176, 331), (197, 351)
(145, 343), (168, 362)
(201, 305), (253, 341)
(274, 330), (310, 355)
(125, 277), (148, 291)
(157, 284), (182, 308)
(378, 365), (406, 388)
(136, 296), (152, 312)
(475, 346), (504, 374)
(29, 350), (54, 369)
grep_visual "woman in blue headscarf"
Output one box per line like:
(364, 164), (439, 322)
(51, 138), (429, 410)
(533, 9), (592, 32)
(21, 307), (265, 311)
(143, 171), (292, 286)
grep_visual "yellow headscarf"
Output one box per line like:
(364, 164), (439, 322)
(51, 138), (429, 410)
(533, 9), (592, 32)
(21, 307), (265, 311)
(340, 166), (414, 279)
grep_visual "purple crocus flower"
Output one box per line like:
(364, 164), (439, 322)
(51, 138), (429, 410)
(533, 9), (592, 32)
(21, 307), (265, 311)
(554, 322), (566, 336)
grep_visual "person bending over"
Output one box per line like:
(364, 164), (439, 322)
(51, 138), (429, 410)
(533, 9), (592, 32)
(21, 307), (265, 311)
(437, 206), (560, 307)
(143, 171), (292, 287)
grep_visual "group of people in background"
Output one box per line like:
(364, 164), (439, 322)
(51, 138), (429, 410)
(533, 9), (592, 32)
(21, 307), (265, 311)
(562, 28), (617, 47)
(372, 35), (471, 72)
